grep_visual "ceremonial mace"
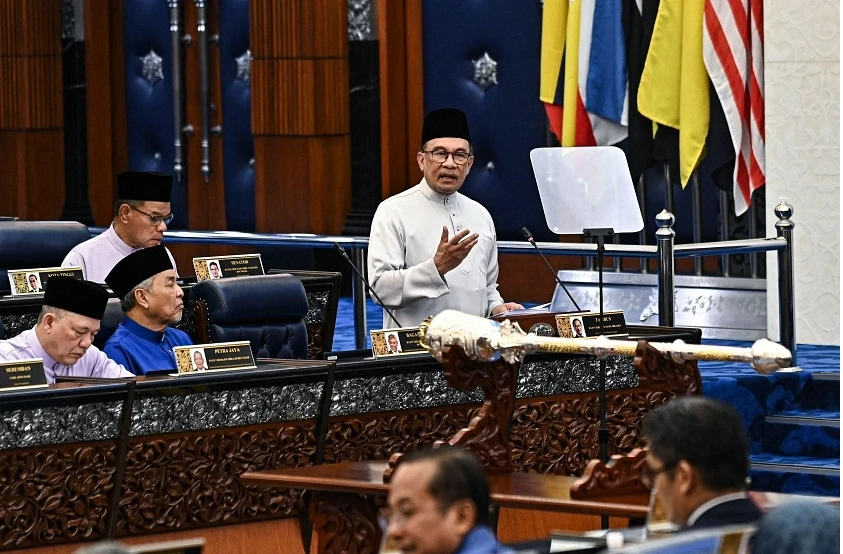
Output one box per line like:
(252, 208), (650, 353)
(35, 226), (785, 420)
(420, 310), (793, 375)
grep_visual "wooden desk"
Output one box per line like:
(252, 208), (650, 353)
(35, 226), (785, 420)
(241, 461), (650, 554)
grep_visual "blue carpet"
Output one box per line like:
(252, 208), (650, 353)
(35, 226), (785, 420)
(333, 298), (840, 495)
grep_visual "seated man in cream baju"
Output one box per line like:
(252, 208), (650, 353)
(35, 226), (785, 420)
(0, 276), (133, 383)
(62, 171), (178, 283)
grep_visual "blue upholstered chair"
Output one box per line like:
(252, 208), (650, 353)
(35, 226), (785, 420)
(93, 299), (126, 350)
(190, 274), (309, 360)
(0, 221), (91, 295)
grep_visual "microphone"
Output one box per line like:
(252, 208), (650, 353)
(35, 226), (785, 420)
(521, 227), (582, 312)
(333, 243), (402, 328)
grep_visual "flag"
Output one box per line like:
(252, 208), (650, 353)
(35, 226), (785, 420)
(580, 0), (628, 145)
(623, 0), (660, 181)
(703, 0), (765, 215)
(587, 0), (628, 125)
(540, 0), (569, 141)
(540, 0), (627, 146)
(637, 0), (709, 187)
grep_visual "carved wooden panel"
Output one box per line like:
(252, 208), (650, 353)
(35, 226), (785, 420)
(307, 324), (325, 360)
(571, 448), (650, 499)
(437, 345), (518, 472)
(324, 407), (478, 465)
(325, 388), (679, 480)
(634, 340), (701, 394)
(0, 443), (114, 549)
(117, 423), (317, 535)
(310, 491), (382, 554)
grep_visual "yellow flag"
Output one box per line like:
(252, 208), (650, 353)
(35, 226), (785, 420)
(560, 0), (582, 147)
(637, 0), (709, 187)
(539, 0), (568, 105)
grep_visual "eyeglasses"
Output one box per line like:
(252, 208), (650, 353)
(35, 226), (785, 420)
(641, 461), (678, 489)
(130, 205), (174, 226)
(422, 149), (473, 165)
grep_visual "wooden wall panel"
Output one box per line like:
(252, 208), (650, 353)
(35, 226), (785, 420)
(251, 0), (351, 234)
(84, 0), (127, 225)
(0, 0), (64, 221)
(250, 0), (348, 58)
(251, 59), (349, 135)
(378, 0), (424, 198)
(0, 58), (62, 129)
(0, 131), (64, 220)
(0, 0), (60, 55)
(254, 135), (351, 234)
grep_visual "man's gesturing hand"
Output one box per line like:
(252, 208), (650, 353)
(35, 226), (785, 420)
(434, 226), (478, 277)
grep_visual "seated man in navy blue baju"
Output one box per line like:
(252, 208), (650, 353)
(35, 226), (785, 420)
(103, 245), (192, 375)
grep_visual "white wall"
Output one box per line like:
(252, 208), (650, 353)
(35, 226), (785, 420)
(765, 0), (840, 345)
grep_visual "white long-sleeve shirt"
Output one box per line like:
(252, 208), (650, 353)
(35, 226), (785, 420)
(0, 328), (133, 384)
(367, 179), (504, 328)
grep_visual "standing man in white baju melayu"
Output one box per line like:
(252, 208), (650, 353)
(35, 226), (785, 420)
(367, 108), (523, 328)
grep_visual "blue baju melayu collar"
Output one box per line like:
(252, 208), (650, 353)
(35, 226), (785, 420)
(120, 316), (167, 343)
(102, 316), (193, 375)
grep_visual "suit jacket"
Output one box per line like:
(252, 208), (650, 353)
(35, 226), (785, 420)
(689, 497), (763, 529)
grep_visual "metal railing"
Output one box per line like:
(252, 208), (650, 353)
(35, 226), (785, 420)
(89, 201), (796, 363)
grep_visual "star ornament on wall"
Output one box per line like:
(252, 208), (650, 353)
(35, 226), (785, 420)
(236, 50), (252, 85)
(472, 51), (498, 91)
(141, 49), (164, 86)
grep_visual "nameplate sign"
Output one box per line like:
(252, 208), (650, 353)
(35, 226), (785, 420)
(173, 341), (257, 375)
(0, 358), (48, 390)
(192, 254), (264, 281)
(8, 267), (84, 297)
(370, 327), (428, 358)
(555, 311), (628, 339)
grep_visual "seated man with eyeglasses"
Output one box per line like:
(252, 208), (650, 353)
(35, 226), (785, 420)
(642, 396), (762, 529)
(387, 447), (513, 554)
(62, 171), (178, 283)
(367, 108), (523, 328)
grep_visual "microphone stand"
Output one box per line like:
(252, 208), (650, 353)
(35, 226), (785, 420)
(583, 227), (614, 465)
(333, 243), (402, 328)
(521, 227), (581, 312)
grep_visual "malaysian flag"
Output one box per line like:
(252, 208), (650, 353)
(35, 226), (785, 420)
(703, 0), (766, 215)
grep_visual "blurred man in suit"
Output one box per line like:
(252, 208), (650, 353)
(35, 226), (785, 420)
(642, 396), (761, 529)
(387, 447), (512, 554)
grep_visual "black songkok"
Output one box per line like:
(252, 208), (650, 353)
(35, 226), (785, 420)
(116, 171), (173, 202)
(421, 108), (472, 147)
(43, 276), (109, 320)
(105, 245), (174, 301)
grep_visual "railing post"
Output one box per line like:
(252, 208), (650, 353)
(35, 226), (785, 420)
(656, 210), (676, 327)
(351, 244), (368, 350)
(774, 202), (796, 365)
